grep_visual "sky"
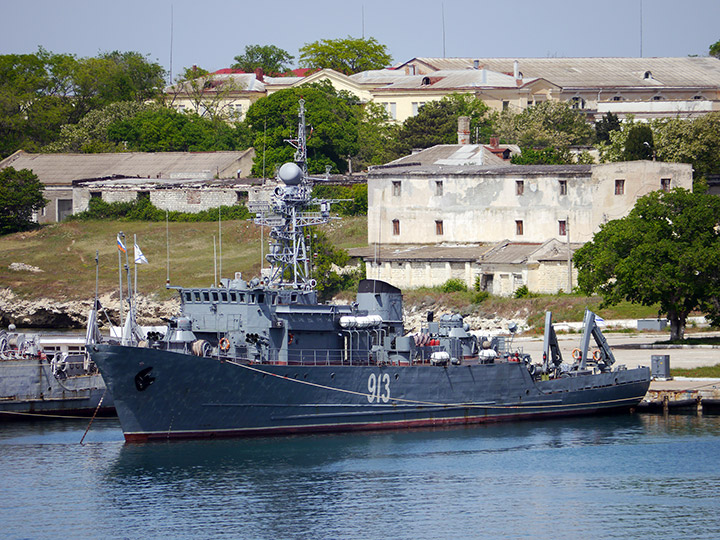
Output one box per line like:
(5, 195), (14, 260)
(2, 0), (718, 82)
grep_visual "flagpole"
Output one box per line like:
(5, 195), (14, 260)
(117, 234), (124, 331)
(118, 232), (123, 328)
(213, 235), (217, 287)
(219, 206), (222, 284)
(166, 210), (170, 287)
(134, 233), (138, 305)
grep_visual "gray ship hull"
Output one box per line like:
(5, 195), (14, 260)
(91, 344), (650, 442)
(0, 357), (113, 418)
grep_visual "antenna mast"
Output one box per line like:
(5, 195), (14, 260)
(251, 100), (335, 290)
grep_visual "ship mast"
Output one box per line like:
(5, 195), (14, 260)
(251, 99), (334, 290)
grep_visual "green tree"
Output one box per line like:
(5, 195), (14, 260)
(0, 167), (48, 235)
(0, 48), (165, 158)
(497, 101), (594, 150)
(299, 36), (392, 75)
(710, 39), (720, 58)
(652, 112), (720, 185)
(309, 230), (363, 301)
(232, 45), (294, 75)
(43, 101), (156, 153)
(0, 49), (78, 156)
(574, 188), (720, 340)
(353, 102), (399, 170)
(392, 93), (496, 156)
(623, 124), (654, 160)
(71, 51), (165, 117)
(244, 82), (361, 176)
(511, 147), (571, 165)
(107, 107), (252, 152)
(595, 112), (621, 143)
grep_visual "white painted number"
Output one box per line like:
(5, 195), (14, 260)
(367, 373), (390, 403)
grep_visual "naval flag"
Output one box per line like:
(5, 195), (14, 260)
(117, 234), (126, 253)
(134, 243), (149, 264)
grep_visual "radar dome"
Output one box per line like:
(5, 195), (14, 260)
(278, 162), (303, 185)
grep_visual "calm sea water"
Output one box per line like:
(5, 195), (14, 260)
(1, 414), (720, 540)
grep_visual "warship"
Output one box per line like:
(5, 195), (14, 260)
(88, 100), (651, 442)
(0, 321), (112, 418)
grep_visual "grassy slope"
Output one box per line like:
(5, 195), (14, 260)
(0, 215), (666, 325)
(0, 217), (368, 302)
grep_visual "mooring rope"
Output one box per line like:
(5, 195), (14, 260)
(223, 358), (646, 411)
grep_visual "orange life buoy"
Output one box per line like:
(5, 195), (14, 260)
(593, 349), (602, 361)
(572, 348), (582, 360)
(219, 337), (231, 351)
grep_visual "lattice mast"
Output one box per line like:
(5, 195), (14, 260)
(252, 99), (334, 290)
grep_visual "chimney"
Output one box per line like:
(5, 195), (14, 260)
(481, 67), (487, 84)
(458, 116), (470, 145)
(513, 60), (519, 79)
(490, 136), (499, 147)
(254, 67), (264, 82)
(473, 59), (480, 69)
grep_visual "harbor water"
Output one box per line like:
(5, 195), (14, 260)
(2, 414), (720, 540)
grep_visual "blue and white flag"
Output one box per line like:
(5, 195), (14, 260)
(595, 315), (606, 326)
(117, 234), (126, 253)
(134, 243), (148, 264)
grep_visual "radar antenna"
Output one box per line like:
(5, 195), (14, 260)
(251, 100), (336, 290)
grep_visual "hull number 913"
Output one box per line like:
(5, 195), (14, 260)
(367, 373), (391, 403)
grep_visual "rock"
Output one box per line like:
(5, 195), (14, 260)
(0, 288), (179, 329)
(8, 263), (43, 273)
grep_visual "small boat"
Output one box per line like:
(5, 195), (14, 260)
(88, 100), (651, 442)
(0, 321), (113, 419)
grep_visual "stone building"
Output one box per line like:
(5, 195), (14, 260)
(0, 149), (254, 222)
(368, 158), (693, 245)
(72, 176), (265, 215)
(350, 151), (693, 295)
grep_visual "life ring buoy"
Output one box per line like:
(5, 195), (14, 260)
(592, 349), (602, 361)
(288, 333), (294, 345)
(219, 337), (231, 352)
(572, 348), (582, 360)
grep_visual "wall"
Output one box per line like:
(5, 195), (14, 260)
(73, 183), (269, 215)
(368, 161), (693, 245)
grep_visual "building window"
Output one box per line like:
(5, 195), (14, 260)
(615, 179), (625, 195)
(138, 191), (150, 200)
(435, 180), (443, 196)
(411, 102), (425, 115)
(515, 220), (524, 236)
(392, 181), (401, 196)
(502, 100), (509, 111)
(559, 180), (567, 195)
(383, 102), (397, 120)
(570, 96), (585, 109)
(661, 178), (671, 192)
(236, 190), (248, 203)
(652, 95), (663, 101)
(90, 191), (101, 199)
(612, 95), (623, 101)
(559, 220), (567, 236)
(516, 180), (524, 196)
(435, 220), (444, 235)
(392, 219), (400, 236)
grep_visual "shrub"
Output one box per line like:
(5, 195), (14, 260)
(441, 278), (468, 293)
(69, 198), (250, 223)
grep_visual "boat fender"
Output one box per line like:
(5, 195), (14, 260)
(572, 348), (582, 360)
(219, 337), (231, 352)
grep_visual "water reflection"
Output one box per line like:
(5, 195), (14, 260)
(3, 414), (720, 540)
